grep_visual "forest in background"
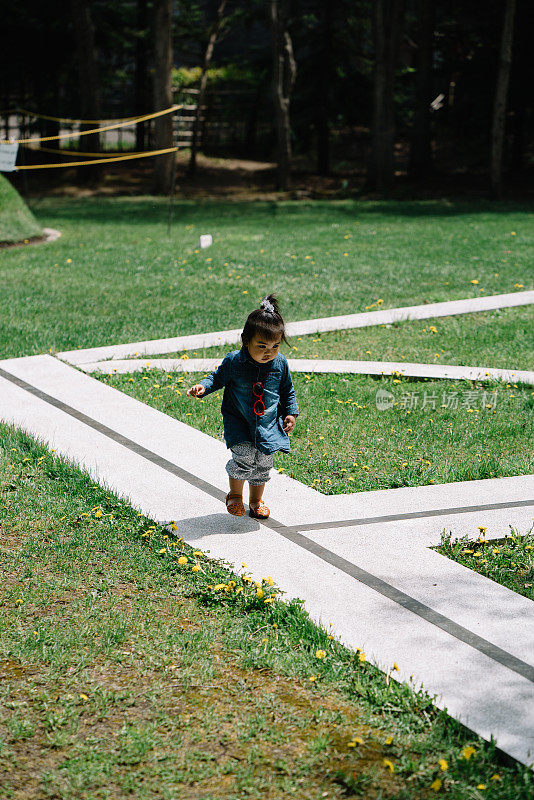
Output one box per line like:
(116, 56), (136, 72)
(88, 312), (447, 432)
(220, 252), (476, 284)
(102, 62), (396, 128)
(1, 0), (531, 198)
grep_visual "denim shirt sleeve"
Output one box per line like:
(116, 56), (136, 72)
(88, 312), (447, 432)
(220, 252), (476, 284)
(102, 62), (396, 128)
(198, 353), (232, 397)
(279, 358), (299, 417)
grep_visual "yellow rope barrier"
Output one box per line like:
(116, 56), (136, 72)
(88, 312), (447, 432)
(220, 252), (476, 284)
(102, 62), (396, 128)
(9, 105), (182, 145)
(16, 108), (147, 124)
(22, 143), (144, 158)
(15, 147), (178, 170)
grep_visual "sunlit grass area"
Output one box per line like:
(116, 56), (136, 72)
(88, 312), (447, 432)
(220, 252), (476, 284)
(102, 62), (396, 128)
(436, 527), (534, 602)
(137, 305), (533, 372)
(96, 366), (534, 494)
(2, 423), (533, 799)
(1, 197), (531, 359)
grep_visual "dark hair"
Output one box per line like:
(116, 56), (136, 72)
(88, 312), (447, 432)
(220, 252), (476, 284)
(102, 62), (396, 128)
(241, 293), (290, 348)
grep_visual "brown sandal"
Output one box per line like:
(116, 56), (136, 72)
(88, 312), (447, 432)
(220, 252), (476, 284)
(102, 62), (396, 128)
(249, 501), (270, 519)
(225, 493), (245, 516)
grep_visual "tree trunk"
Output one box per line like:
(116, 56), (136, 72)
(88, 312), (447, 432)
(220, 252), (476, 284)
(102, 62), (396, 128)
(269, 0), (296, 191)
(367, 0), (405, 194)
(490, 0), (516, 198)
(316, 1), (333, 175)
(71, 0), (101, 184)
(152, 0), (174, 195)
(188, 0), (228, 177)
(135, 0), (150, 151)
(408, 0), (435, 179)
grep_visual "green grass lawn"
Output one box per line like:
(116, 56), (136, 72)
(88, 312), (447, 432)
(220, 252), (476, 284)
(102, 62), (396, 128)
(96, 363), (534, 495)
(0, 174), (42, 244)
(138, 304), (533, 372)
(2, 423), (533, 799)
(0, 197), (532, 359)
(2, 198), (534, 794)
(435, 526), (534, 602)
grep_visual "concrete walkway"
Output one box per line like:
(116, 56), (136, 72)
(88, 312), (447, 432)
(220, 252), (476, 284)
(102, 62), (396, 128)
(57, 290), (534, 366)
(0, 353), (533, 767)
(80, 356), (534, 386)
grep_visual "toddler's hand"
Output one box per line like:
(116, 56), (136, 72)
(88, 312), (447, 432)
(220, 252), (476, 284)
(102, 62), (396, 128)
(283, 414), (296, 433)
(186, 384), (205, 397)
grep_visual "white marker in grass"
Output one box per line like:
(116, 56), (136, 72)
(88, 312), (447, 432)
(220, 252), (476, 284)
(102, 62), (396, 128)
(199, 234), (212, 249)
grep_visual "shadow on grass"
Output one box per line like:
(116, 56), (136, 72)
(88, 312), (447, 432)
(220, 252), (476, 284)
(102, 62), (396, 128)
(27, 197), (534, 226)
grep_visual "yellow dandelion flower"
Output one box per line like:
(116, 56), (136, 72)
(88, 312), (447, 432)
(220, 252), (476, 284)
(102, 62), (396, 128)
(385, 736), (394, 745)
(158, 548), (167, 554)
(214, 583), (226, 590)
(490, 774), (501, 781)
(309, 676), (317, 682)
(477, 785), (486, 790)
(316, 649), (326, 659)
(470, 279), (479, 284)
(191, 565), (201, 572)
(438, 758), (448, 771)
(461, 745), (476, 760)
(256, 588), (264, 598)
(178, 556), (188, 565)
(430, 778), (442, 791)
(383, 759), (394, 772)
(79, 693), (89, 701)
(358, 652), (366, 662)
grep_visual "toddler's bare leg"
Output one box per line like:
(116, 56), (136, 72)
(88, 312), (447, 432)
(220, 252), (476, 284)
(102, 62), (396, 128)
(229, 478), (245, 497)
(249, 482), (265, 510)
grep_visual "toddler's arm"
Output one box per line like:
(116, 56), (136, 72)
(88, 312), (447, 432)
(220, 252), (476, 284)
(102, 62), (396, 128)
(187, 353), (232, 398)
(279, 359), (299, 419)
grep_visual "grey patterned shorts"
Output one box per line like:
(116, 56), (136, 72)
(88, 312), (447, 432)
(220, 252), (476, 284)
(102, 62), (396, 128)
(225, 441), (273, 485)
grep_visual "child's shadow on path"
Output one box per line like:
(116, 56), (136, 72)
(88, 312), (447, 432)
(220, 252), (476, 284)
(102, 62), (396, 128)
(161, 513), (262, 541)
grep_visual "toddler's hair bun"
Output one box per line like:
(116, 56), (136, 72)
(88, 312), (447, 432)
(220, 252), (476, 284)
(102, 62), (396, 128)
(259, 293), (280, 316)
(260, 298), (275, 314)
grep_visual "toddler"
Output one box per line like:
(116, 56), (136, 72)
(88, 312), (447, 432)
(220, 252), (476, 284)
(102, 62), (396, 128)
(186, 294), (299, 519)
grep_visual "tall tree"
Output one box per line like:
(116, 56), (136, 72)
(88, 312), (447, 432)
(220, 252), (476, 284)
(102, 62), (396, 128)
(316, 0), (333, 175)
(71, 0), (102, 183)
(408, 0), (435, 179)
(367, 0), (405, 193)
(135, 0), (150, 150)
(490, 0), (516, 198)
(152, 0), (174, 194)
(188, 0), (229, 177)
(269, 0), (296, 191)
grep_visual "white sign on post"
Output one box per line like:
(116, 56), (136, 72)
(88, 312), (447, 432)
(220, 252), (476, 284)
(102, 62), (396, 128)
(0, 142), (19, 172)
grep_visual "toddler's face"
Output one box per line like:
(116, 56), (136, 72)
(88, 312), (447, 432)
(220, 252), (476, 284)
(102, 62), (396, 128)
(246, 333), (282, 364)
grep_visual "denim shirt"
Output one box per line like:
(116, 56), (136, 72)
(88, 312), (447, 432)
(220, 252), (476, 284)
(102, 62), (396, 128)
(198, 347), (299, 455)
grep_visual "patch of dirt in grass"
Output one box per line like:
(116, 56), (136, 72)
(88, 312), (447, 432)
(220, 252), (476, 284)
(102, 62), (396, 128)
(0, 524), (25, 551)
(1, 613), (407, 799)
(0, 517), (417, 798)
